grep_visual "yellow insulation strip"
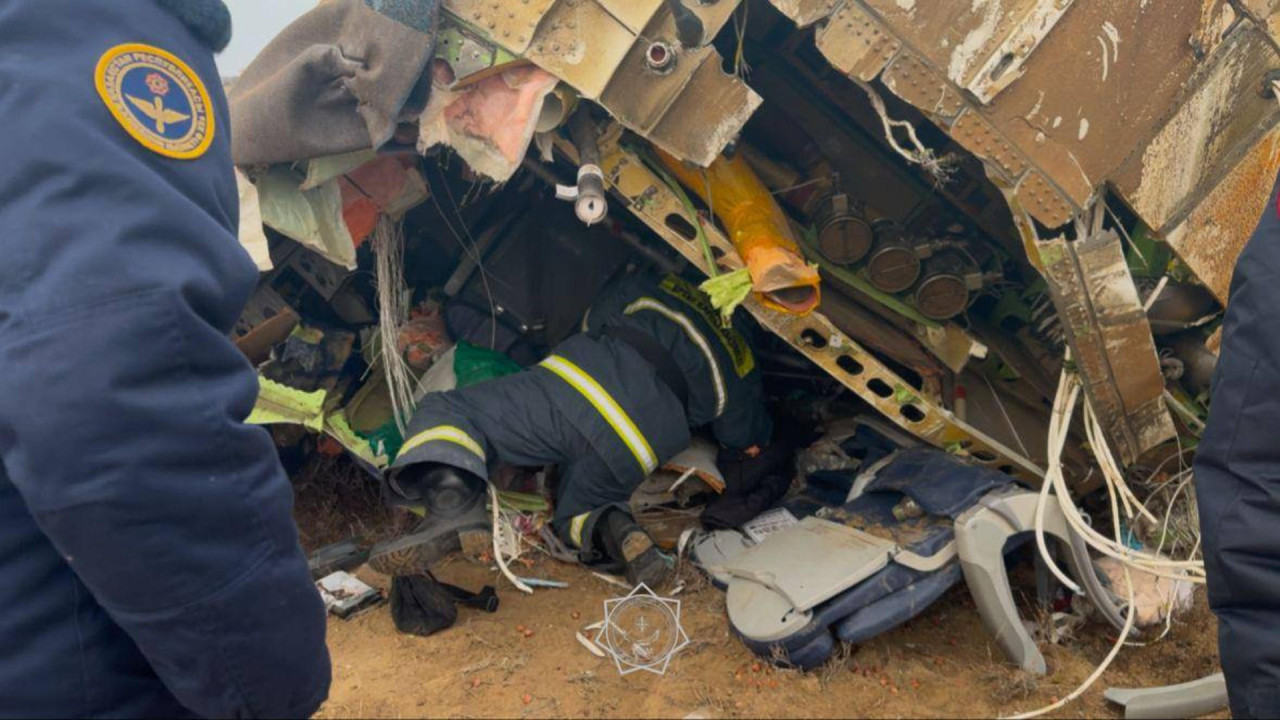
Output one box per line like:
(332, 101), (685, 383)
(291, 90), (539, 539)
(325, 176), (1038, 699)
(569, 512), (590, 548)
(324, 411), (390, 469)
(248, 376), (327, 432)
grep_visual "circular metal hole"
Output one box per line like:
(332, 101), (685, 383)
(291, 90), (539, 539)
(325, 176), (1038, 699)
(989, 52), (1016, 81)
(646, 42), (676, 73)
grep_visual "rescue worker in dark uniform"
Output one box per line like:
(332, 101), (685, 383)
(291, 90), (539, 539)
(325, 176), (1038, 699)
(370, 272), (772, 586)
(1195, 170), (1280, 718)
(0, 1), (330, 716)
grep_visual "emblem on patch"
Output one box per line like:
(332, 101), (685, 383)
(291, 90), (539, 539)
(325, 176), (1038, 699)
(95, 44), (215, 160)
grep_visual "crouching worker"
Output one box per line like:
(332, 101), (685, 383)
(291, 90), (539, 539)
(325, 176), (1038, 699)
(369, 272), (772, 586)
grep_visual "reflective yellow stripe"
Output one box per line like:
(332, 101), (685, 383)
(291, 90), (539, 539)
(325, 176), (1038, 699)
(625, 297), (727, 419)
(569, 512), (590, 548)
(540, 355), (658, 474)
(400, 425), (486, 461)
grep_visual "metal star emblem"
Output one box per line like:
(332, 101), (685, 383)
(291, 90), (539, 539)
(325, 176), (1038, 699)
(594, 583), (691, 676)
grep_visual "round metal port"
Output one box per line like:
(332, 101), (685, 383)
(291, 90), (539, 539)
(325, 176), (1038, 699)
(914, 273), (970, 321)
(817, 215), (874, 265)
(867, 245), (922, 294)
(646, 42), (677, 74)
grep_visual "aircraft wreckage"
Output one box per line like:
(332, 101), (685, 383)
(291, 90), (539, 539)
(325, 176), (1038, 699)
(232, 0), (1277, 485)
(225, 2), (1277, 706)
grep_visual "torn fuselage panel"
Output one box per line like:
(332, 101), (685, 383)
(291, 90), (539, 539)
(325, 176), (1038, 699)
(763, 0), (1277, 466)
(1037, 231), (1175, 465)
(1162, 126), (1280, 307)
(443, 0), (758, 167)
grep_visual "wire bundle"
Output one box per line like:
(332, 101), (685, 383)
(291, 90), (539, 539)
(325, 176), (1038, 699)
(372, 217), (419, 434)
(1008, 351), (1204, 718)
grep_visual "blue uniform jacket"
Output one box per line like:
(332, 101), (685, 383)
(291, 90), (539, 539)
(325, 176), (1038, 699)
(585, 272), (773, 451)
(0, 1), (331, 717)
(1195, 170), (1280, 718)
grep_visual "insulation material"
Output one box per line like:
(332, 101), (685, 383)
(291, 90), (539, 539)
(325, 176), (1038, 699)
(228, 0), (442, 166)
(414, 345), (459, 400)
(1093, 557), (1195, 627)
(418, 64), (560, 182)
(248, 377), (328, 432)
(324, 411), (391, 469)
(256, 166), (357, 270)
(302, 150), (379, 191)
(236, 169), (272, 272)
(338, 155), (430, 246)
(247, 378), (390, 468)
(656, 150), (821, 316)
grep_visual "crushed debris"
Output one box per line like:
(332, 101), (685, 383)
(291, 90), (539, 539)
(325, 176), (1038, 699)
(225, 0), (1251, 714)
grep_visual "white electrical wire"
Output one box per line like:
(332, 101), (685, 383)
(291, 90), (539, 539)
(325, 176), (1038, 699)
(980, 372), (1032, 458)
(1007, 499), (1137, 719)
(488, 482), (533, 594)
(373, 217), (419, 433)
(1038, 365), (1204, 579)
(851, 77), (955, 185)
(1033, 363), (1084, 594)
(1010, 347), (1207, 717)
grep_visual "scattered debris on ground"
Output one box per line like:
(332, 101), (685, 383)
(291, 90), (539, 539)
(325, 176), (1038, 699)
(294, 470), (1222, 720)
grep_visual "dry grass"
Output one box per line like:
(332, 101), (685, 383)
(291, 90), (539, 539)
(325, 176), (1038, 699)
(818, 642), (857, 689)
(982, 666), (1041, 703)
(291, 455), (403, 552)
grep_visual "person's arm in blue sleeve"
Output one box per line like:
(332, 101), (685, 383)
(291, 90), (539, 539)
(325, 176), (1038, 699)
(712, 382), (775, 451)
(0, 2), (330, 717)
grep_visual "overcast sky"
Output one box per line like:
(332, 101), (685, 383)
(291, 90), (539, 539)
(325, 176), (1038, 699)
(217, 0), (315, 77)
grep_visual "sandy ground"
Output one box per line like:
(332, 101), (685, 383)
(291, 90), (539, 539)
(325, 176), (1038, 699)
(295, 463), (1225, 719)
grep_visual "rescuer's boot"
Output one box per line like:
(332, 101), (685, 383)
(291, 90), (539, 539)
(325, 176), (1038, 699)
(597, 508), (670, 588)
(369, 464), (491, 576)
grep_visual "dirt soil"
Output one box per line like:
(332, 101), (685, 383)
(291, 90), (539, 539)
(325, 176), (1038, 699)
(295, 466), (1225, 719)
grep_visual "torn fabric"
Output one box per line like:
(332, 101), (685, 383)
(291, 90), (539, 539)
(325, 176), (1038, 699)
(229, 0), (440, 166)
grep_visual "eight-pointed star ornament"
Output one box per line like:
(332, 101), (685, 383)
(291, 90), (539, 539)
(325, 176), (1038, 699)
(594, 583), (691, 676)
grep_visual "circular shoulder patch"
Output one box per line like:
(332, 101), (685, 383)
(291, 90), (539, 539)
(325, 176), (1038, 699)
(95, 43), (215, 160)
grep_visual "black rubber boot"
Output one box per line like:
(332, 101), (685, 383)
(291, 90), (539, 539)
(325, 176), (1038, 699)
(598, 509), (670, 588)
(368, 465), (492, 576)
